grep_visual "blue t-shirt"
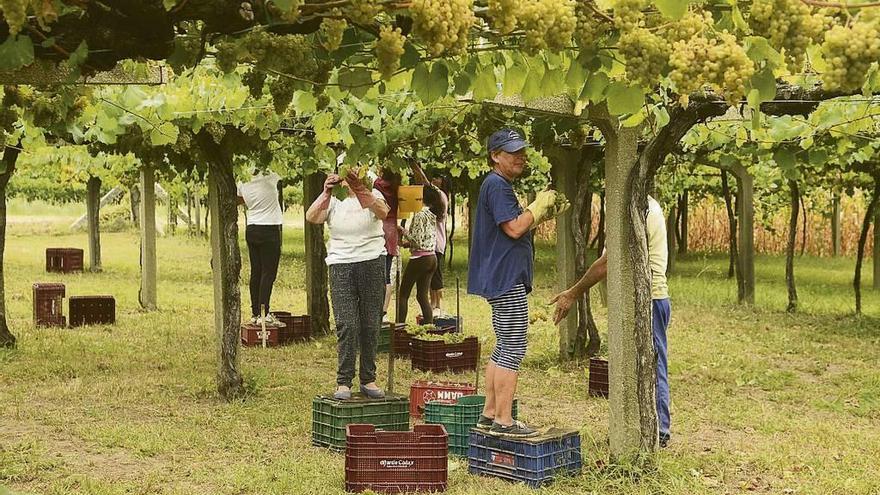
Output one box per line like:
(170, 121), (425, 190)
(467, 172), (533, 299)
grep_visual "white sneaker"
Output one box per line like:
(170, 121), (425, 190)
(249, 316), (259, 325)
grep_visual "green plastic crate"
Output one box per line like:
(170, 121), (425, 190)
(424, 395), (518, 457)
(311, 393), (410, 451)
(377, 323), (390, 353)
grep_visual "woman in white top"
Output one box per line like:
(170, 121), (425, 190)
(306, 170), (390, 400)
(237, 170), (284, 326)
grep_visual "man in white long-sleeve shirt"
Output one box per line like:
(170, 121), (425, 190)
(551, 195), (672, 447)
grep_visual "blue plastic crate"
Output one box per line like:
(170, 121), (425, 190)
(467, 428), (582, 488)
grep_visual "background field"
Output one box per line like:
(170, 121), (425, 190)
(1, 202), (878, 495)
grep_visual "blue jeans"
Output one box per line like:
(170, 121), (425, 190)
(653, 298), (671, 436)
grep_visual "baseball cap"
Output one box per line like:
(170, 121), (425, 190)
(487, 128), (529, 153)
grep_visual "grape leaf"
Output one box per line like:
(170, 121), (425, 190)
(654, 0), (688, 20)
(0, 35), (35, 71)
(472, 66), (497, 101)
(503, 65), (528, 97)
(606, 82), (645, 116)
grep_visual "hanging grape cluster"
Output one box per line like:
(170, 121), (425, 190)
(488, 0), (519, 35)
(242, 70), (267, 99)
(269, 77), (296, 113)
(346, 0), (381, 25)
(658, 10), (712, 44)
(669, 32), (755, 104)
(819, 21), (880, 92)
(749, 0), (825, 72)
(575, 1), (610, 49)
(410, 0), (475, 56)
(612, 0), (646, 31)
(519, 0), (577, 53)
(375, 26), (406, 80)
(618, 28), (670, 89)
(320, 11), (347, 52)
(0, 0), (27, 35)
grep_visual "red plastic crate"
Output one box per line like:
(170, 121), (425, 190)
(270, 311), (311, 343)
(33, 283), (66, 327)
(588, 357), (609, 398)
(69, 295), (115, 327)
(240, 322), (285, 347)
(45, 248), (84, 273)
(410, 337), (480, 373)
(345, 423), (448, 493)
(409, 380), (476, 419)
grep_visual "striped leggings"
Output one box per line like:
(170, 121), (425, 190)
(487, 284), (529, 371)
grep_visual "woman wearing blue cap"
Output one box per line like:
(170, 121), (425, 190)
(468, 128), (569, 437)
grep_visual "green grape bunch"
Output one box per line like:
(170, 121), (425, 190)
(321, 11), (347, 52)
(749, 0), (825, 72)
(410, 0), (476, 56)
(669, 32), (755, 105)
(376, 26), (406, 80)
(612, 0), (647, 31)
(658, 9), (712, 44)
(0, 0), (28, 35)
(618, 27), (670, 89)
(519, 0), (578, 53)
(346, 0), (382, 25)
(819, 21), (880, 92)
(269, 77), (295, 113)
(575, 0), (610, 49)
(488, 0), (519, 35)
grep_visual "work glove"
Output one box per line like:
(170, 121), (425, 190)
(526, 190), (570, 227)
(345, 171), (376, 208)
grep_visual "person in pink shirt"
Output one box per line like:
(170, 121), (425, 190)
(373, 169), (401, 320)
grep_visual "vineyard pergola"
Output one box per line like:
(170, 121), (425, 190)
(3, 0), (880, 465)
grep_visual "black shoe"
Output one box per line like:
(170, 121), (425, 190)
(489, 420), (539, 438)
(475, 415), (494, 430)
(659, 432), (670, 448)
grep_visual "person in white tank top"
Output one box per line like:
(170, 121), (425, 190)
(237, 171), (284, 326)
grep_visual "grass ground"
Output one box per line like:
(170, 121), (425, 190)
(1, 203), (879, 495)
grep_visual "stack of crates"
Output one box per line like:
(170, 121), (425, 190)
(45, 248), (84, 273)
(33, 283), (66, 327)
(344, 424), (448, 493)
(588, 357), (609, 398)
(468, 428), (582, 488)
(424, 395), (518, 457)
(312, 394), (410, 451)
(409, 380), (476, 419)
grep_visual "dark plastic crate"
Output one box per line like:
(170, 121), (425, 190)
(345, 423), (448, 493)
(424, 395), (518, 457)
(45, 248), (84, 273)
(468, 428), (582, 488)
(240, 322), (285, 347)
(312, 393), (410, 451)
(393, 325), (449, 358)
(68, 295), (115, 327)
(416, 315), (462, 333)
(270, 311), (311, 343)
(33, 283), (65, 327)
(410, 336), (479, 373)
(409, 380), (476, 419)
(588, 357), (609, 398)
